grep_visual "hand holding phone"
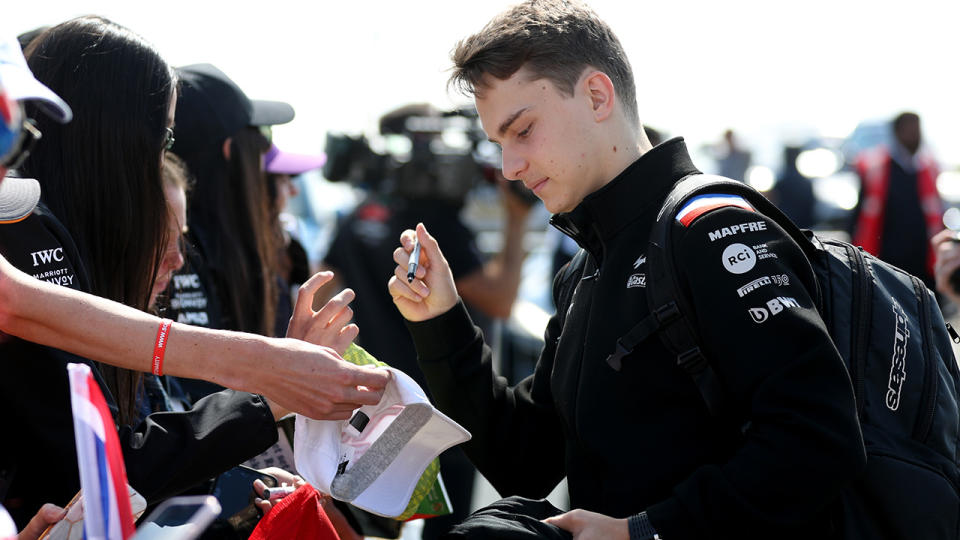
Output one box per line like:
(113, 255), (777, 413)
(131, 496), (220, 540)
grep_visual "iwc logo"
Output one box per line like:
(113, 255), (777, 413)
(722, 243), (756, 274)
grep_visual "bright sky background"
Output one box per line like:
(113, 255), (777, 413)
(8, 0), (960, 168)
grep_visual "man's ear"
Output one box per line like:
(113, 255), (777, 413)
(222, 137), (232, 161)
(583, 71), (616, 122)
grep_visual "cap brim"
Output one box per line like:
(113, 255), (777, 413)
(265, 151), (326, 175)
(0, 176), (40, 223)
(249, 99), (294, 127)
(0, 63), (73, 124)
(293, 366), (471, 518)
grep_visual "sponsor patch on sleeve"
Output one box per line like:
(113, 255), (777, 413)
(675, 194), (755, 227)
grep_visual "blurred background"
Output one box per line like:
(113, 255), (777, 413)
(10, 0), (960, 529)
(9, 0), (960, 407)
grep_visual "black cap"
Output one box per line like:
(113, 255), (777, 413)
(172, 63), (294, 154)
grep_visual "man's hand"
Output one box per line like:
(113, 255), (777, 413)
(253, 467), (306, 514)
(388, 223), (459, 322)
(932, 229), (960, 306)
(286, 271), (358, 356)
(543, 509), (629, 540)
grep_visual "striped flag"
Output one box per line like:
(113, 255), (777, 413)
(67, 363), (135, 540)
(675, 193), (755, 227)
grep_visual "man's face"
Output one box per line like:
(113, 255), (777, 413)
(895, 117), (921, 155)
(476, 67), (605, 214)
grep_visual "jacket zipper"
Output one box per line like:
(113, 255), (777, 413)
(912, 275), (938, 442)
(846, 243), (872, 417)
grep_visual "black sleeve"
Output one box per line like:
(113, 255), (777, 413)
(406, 301), (567, 499)
(645, 206), (866, 538)
(122, 390), (278, 503)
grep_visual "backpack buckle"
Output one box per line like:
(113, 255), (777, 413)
(606, 341), (630, 371)
(653, 302), (681, 325)
(676, 347), (707, 374)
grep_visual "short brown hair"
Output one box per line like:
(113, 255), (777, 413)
(450, 0), (638, 126)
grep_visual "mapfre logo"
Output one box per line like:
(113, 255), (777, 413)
(886, 301), (910, 411)
(748, 296), (800, 323)
(722, 243), (756, 274)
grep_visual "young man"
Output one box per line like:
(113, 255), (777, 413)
(388, 1), (865, 538)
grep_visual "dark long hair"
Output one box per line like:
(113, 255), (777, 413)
(182, 127), (276, 336)
(21, 16), (175, 425)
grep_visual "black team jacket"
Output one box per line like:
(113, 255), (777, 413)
(0, 202), (277, 528)
(406, 138), (866, 539)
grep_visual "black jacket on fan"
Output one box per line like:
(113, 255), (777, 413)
(0, 202), (277, 528)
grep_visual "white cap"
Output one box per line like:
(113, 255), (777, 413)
(0, 32), (72, 123)
(0, 176), (39, 222)
(294, 367), (471, 518)
(0, 504), (15, 540)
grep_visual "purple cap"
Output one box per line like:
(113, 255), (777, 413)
(264, 144), (326, 175)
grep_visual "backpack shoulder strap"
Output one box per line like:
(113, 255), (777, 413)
(643, 174), (820, 415)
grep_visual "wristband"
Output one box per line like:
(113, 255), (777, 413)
(152, 319), (173, 376)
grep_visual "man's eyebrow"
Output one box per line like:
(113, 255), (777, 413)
(496, 107), (530, 138)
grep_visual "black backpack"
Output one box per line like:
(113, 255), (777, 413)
(557, 174), (960, 539)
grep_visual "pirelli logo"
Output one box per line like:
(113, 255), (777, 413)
(737, 276), (771, 297)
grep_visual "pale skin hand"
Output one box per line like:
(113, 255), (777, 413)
(252, 467), (306, 513)
(0, 257), (389, 421)
(265, 271), (372, 420)
(285, 271), (359, 357)
(17, 503), (66, 540)
(388, 223), (460, 322)
(932, 229), (960, 306)
(543, 509), (629, 540)
(251, 470), (362, 540)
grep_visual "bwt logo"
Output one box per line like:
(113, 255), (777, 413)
(886, 301), (910, 411)
(30, 248), (64, 267)
(748, 296), (800, 323)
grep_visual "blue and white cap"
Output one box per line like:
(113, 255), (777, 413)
(0, 31), (72, 123)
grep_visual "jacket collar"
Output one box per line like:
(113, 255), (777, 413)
(550, 137), (700, 263)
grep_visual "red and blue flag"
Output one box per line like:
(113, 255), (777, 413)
(67, 363), (135, 540)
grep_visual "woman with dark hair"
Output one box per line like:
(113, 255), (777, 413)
(218, 126), (279, 336)
(0, 30), (386, 431)
(167, 64), (293, 344)
(0, 17), (370, 529)
(19, 16), (174, 424)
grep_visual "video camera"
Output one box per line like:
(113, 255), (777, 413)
(323, 103), (536, 206)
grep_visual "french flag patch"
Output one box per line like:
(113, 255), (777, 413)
(675, 194), (754, 227)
